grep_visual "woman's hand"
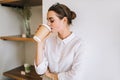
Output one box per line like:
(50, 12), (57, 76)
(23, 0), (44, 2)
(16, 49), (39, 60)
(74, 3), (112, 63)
(45, 70), (58, 80)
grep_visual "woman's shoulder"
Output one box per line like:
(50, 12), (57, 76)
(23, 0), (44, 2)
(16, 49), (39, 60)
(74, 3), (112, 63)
(72, 33), (85, 49)
(73, 33), (81, 43)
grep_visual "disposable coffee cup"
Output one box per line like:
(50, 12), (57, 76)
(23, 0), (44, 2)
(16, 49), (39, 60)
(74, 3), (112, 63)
(24, 63), (31, 73)
(33, 24), (51, 42)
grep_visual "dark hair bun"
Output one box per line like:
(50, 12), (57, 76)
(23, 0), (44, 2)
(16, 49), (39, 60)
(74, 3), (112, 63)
(71, 11), (76, 20)
(48, 3), (76, 25)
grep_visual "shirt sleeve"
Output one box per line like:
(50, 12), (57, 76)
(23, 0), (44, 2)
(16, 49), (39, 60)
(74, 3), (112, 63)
(34, 55), (48, 75)
(58, 42), (84, 80)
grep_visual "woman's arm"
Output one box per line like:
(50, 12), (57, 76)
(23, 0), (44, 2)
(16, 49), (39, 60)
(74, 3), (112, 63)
(45, 70), (58, 80)
(34, 25), (51, 75)
(34, 41), (48, 75)
(35, 42), (44, 66)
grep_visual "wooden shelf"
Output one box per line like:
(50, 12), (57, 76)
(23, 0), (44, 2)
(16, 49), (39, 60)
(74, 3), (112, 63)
(3, 65), (42, 80)
(0, 35), (35, 42)
(0, 0), (20, 3)
(0, 0), (42, 8)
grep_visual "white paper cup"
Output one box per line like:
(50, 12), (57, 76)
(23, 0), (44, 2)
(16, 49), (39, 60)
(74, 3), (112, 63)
(24, 63), (31, 73)
(33, 24), (51, 42)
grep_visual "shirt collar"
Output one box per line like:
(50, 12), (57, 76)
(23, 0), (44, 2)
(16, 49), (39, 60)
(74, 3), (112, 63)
(57, 32), (75, 45)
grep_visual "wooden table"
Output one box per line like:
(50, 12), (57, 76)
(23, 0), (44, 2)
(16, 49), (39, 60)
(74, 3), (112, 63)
(3, 65), (42, 80)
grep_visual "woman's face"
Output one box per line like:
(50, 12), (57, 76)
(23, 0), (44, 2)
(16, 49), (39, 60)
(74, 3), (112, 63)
(47, 11), (65, 32)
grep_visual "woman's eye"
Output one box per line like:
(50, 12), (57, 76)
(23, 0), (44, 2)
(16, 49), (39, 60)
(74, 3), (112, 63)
(50, 20), (54, 23)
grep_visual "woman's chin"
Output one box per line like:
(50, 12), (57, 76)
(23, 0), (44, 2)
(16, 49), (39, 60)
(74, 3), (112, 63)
(51, 29), (55, 32)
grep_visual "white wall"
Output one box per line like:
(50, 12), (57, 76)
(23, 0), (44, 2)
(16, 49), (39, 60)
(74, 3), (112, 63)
(0, 5), (25, 80)
(43, 0), (120, 80)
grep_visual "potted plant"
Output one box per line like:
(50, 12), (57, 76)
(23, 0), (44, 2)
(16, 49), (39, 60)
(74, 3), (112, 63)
(16, 0), (32, 37)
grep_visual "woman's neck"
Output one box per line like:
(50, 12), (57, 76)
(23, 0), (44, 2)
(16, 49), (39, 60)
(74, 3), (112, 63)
(58, 28), (71, 40)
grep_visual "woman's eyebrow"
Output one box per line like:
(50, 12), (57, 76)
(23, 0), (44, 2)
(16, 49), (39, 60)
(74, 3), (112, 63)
(47, 17), (54, 20)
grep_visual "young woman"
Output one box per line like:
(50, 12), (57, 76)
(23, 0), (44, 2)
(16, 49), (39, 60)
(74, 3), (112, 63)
(34, 3), (82, 80)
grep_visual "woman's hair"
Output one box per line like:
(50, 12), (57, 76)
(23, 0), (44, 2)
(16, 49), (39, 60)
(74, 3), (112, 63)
(48, 3), (76, 25)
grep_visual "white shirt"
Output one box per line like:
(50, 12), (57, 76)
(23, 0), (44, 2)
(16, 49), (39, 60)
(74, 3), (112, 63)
(35, 32), (83, 80)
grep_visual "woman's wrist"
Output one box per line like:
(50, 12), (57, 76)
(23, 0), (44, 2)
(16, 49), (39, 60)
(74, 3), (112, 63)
(54, 73), (58, 80)
(45, 70), (58, 80)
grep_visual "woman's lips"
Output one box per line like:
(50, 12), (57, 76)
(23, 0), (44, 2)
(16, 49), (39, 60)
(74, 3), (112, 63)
(51, 28), (53, 30)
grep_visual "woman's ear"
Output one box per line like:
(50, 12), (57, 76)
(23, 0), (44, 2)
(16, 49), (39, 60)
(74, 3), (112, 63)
(63, 17), (68, 23)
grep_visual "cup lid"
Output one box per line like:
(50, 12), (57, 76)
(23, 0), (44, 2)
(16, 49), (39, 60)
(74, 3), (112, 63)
(33, 36), (41, 42)
(42, 24), (51, 31)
